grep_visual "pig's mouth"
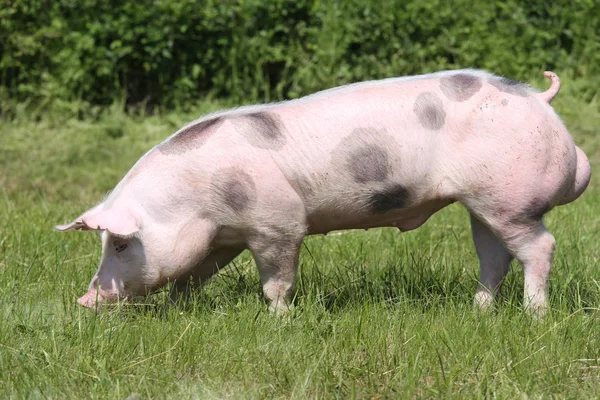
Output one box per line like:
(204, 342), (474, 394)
(77, 289), (123, 308)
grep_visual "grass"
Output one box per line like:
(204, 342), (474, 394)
(1, 82), (600, 398)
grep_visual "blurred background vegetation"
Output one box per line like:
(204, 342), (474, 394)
(1, 0), (599, 119)
(1, 4), (600, 397)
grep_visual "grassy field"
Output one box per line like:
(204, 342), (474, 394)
(1, 79), (600, 398)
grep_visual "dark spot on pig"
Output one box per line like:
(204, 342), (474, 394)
(242, 112), (286, 150)
(500, 77), (522, 87)
(346, 145), (391, 183)
(439, 73), (482, 102)
(159, 117), (224, 155)
(522, 198), (552, 221)
(414, 92), (446, 130)
(211, 168), (257, 213)
(331, 127), (398, 185)
(368, 184), (410, 214)
(489, 77), (529, 97)
(501, 99), (509, 106)
(224, 181), (252, 212)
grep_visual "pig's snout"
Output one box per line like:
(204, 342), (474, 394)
(77, 290), (106, 308)
(77, 288), (124, 308)
(77, 276), (121, 308)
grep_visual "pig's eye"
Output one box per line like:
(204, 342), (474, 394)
(115, 243), (128, 253)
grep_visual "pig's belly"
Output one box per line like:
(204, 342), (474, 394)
(305, 198), (454, 235)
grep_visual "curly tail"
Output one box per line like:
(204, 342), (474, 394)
(536, 71), (561, 104)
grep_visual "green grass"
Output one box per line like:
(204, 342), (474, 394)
(1, 85), (600, 398)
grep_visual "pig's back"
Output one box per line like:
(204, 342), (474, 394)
(265, 71), (490, 216)
(120, 69), (578, 234)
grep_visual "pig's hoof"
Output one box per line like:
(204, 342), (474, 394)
(268, 301), (290, 315)
(473, 290), (495, 312)
(524, 300), (548, 318)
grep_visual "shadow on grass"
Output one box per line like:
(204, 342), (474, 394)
(96, 255), (600, 319)
(117, 255), (477, 318)
(295, 255), (475, 313)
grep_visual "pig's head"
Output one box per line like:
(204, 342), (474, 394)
(57, 199), (219, 308)
(56, 204), (150, 307)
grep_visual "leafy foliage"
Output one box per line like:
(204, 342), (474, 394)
(1, 0), (599, 115)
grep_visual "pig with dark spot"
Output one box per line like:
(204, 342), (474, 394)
(440, 73), (483, 102)
(413, 92), (446, 130)
(57, 69), (590, 315)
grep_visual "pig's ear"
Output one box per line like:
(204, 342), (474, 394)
(55, 207), (139, 237)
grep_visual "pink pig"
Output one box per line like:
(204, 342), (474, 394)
(57, 70), (590, 314)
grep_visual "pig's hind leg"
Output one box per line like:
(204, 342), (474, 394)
(468, 205), (555, 315)
(502, 221), (555, 315)
(470, 214), (513, 310)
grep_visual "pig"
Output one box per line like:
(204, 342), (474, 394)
(56, 69), (591, 315)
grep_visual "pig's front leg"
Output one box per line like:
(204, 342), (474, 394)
(170, 247), (244, 301)
(470, 214), (513, 310)
(248, 225), (305, 313)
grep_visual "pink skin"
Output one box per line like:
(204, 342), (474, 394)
(78, 288), (105, 307)
(57, 69), (590, 315)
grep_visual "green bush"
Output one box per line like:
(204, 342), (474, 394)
(1, 0), (598, 117)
